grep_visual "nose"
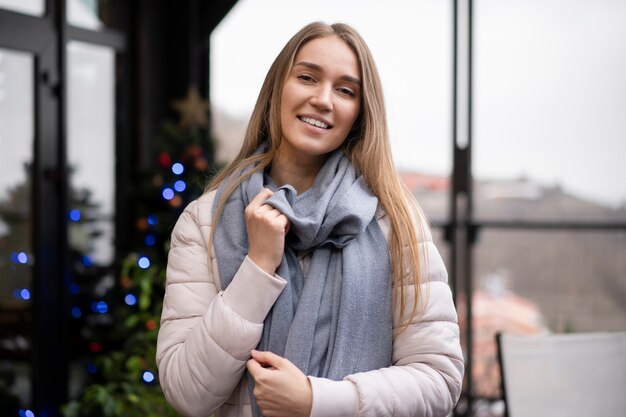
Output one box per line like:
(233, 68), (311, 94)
(310, 83), (332, 111)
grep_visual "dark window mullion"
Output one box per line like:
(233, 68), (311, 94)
(32, 32), (68, 417)
(0, 9), (54, 52)
(67, 25), (126, 51)
(32, 0), (68, 415)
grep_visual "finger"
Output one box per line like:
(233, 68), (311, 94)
(253, 204), (280, 217)
(275, 215), (290, 234)
(251, 350), (285, 369)
(248, 188), (274, 210)
(246, 358), (264, 378)
(257, 204), (283, 218)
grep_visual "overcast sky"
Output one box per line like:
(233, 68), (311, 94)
(211, 0), (626, 208)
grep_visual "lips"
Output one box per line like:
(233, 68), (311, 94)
(298, 115), (332, 129)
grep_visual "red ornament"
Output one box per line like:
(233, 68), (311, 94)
(194, 158), (208, 171)
(187, 145), (202, 158)
(146, 319), (157, 330)
(136, 218), (149, 232)
(89, 342), (103, 353)
(158, 152), (172, 168)
(120, 276), (132, 289)
(169, 195), (183, 208)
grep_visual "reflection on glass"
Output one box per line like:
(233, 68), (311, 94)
(67, 0), (104, 30)
(0, 0), (44, 16)
(474, 0), (626, 221)
(0, 47), (34, 410)
(67, 40), (115, 400)
(67, 40), (115, 265)
(464, 229), (626, 402)
(210, 0), (452, 221)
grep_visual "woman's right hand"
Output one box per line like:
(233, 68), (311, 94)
(245, 188), (290, 275)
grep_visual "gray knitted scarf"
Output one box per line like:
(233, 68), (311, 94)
(212, 149), (392, 416)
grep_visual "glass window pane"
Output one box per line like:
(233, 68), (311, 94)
(67, 42), (115, 188)
(465, 229), (626, 400)
(67, 0), (123, 31)
(0, 0), (44, 16)
(474, 0), (626, 222)
(0, 47), (35, 412)
(67, 0), (104, 30)
(210, 0), (452, 222)
(67, 40), (115, 260)
(66, 40), (115, 398)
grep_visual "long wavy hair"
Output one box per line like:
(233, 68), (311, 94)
(208, 22), (428, 331)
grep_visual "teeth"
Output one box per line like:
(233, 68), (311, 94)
(300, 116), (329, 129)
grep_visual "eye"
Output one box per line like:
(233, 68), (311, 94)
(297, 74), (315, 83)
(337, 86), (355, 97)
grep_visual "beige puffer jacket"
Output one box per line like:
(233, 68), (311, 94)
(157, 191), (464, 417)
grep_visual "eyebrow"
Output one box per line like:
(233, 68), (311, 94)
(294, 61), (361, 86)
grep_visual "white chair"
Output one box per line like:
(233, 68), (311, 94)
(496, 331), (626, 417)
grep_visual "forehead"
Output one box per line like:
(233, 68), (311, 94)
(293, 36), (360, 77)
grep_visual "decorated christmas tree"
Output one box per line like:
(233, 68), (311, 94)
(63, 86), (215, 417)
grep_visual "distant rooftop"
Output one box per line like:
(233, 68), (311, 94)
(399, 171), (626, 223)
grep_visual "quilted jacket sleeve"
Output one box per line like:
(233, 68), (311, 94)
(156, 193), (286, 417)
(308, 217), (464, 417)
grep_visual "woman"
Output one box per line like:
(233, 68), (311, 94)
(157, 22), (463, 417)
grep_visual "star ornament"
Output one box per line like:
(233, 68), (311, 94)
(171, 86), (209, 128)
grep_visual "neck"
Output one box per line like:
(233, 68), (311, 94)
(269, 150), (326, 194)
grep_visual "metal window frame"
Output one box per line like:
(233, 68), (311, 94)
(0, 1), (128, 415)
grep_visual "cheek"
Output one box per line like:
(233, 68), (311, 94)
(343, 104), (361, 131)
(279, 85), (291, 115)
(279, 92), (293, 125)
(281, 81), (299, 107)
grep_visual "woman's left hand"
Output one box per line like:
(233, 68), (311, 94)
(246, 350), (313, 417)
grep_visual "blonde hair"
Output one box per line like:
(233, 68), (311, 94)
(208, 22), (428, 331)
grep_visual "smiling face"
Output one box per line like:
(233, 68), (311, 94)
(277, 35), (362, 165)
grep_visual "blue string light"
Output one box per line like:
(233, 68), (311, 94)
(71, 307), (82, 318)
(17, 252), (28, 264)
(147, 215), (158, 226)
(142, 370), (155, 383)
(82, 255), (93, 267)
(174, 180), (186, 192)
(144, 234), (156, 246)
(12, 289), (33, 300)
(86, 363), (98, 374)
(92, 301), (108, 314)
(18, 410), (35, 417)
(138, 256), (151, 269)
(69, 283), (80, 294)
(172, 162), (184, 175)
(162, 188), (174, 200)
(69, 209), (81, 221)
(97, 301), (108, 314)
(124, 294), (137, 306)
